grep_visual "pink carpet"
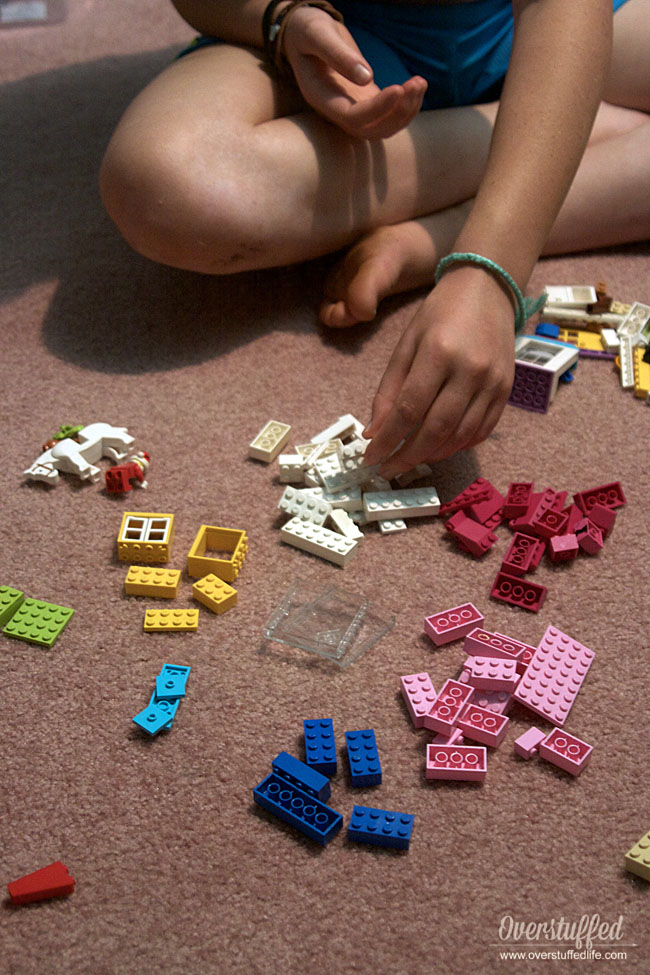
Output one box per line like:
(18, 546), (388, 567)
(2, 3), (649, 973)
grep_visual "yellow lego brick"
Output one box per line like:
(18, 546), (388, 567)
(124, 566), (181, 599)
(144, 609), (198, 632)
(625, 829), (650, 882)
(557, 327), (605, 353)
(117, 513), (175, 564)
(187, 525), (248, 582)
(192, 574), (237, 615)
(632, 346), (650, 399)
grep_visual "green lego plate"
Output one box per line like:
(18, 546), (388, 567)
(0, 585), (25, 627)
(3, 597), (74, 648)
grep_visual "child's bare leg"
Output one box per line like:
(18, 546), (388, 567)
(100, 44), (496, 275)
(321, 103), (649, 327)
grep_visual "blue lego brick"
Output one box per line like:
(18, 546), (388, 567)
(155, 663), (191, 701)
(304, 718), (337, 776)
(348, 805), (414, 850)
(345, 729), (382, 787)
(253, 772), (342, 846)
(272, 751), (331, 802)
(132, 693), (179, 736)
(535, 322), (561, 339)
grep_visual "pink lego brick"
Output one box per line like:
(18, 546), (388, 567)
(401, 673), (437, 728)
(513, 625), (595, 726)
(587, 502), (616, 537)
(463, 627), (528, 663)
(490, 571), (547, 612)
(547, 533), (579, 562)
(538, 727), (593, 776)
(430, 727), (465, 746)
(439, 478), (493, 517)
(503, 482), (534, 518)
(573, 481), (626, 514)
(586, 502), (616, 537)
(424, 602), (484, 646)
(465, 656), (519, 692)
(425, 744), (487, 782)
(513, 726), (546, 759)
(445, 512), (498, 558)
(423, 678), (473, 734)
(576, 519), (604, 555)
(501, 532), (545, 576)
(457, 702), (510, 747)
(493, 633), (536, 674)
(458, 664), (513, 713)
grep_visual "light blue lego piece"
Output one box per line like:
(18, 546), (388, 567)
(155, 663), (191, 701)
(133, 699), (176, 736)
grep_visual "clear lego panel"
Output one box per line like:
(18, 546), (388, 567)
(264, 580), (394, 667)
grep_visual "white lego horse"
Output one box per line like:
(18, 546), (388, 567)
(24, 422), (135, 485)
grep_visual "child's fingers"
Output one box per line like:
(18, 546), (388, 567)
(347, 78), (426, 140)
(363, 328), (419, 445)
(297, 14), (373, 86)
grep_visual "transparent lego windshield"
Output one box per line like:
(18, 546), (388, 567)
(264, 580), (395, 667)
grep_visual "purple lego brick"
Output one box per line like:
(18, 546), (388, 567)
(508, 362), (554, 413)
(423, 678), (473, 734)
(457, 702), (510, 747)
(490, 571), (547, 612)
(538, 727), (593, 776)
(425, 744), (487, 782)
(400, 673), (437, 729)
(513, 625), (595, 726)
(424, 602), (484, 646)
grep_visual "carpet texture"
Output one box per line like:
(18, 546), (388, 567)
(2, 4), (649, 974)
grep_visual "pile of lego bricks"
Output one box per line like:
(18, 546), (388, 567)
(440, 477), (625, 612)
(249, 415), (441, 567)
(253, 722), (414, 850)
(405, 603), (594, 780)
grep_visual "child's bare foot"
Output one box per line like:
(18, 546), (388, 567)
(319, 202), (470, 328)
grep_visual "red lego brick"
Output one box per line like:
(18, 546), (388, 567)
(438, 478), (493, 517)
(509, 489), (567, 533)
(547, 533), (579, 562)
(573, 481), (626, 514)
(529, 506), (569, 539)
(587, 502), (617, 537)
(503, 482), (534, 518)
(466, 489), (505, 526)
(576, 519), (604, 555)
(7, 861), (75, 905)
(490, 571), (547, 612)
(564, 504), (585, 533)
(501, 532), (545, 576)
(445, 512), (498, 558)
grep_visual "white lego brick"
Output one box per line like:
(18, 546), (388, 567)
(514, 335), (579, 403)
(295, 439), (342, 470)
(249, 420), (292, 462)
(314, 453), (344, 486)
(538, 306), (625, 330)
(364, 474), (392, 492)
(278, 454), (306, 483)
(543, 285), (597, 309)
(350, 509), (369, 526)
(617, 302), (650, 346)
(280, 516), (360, 566)
(363, 487), (441, 522)
(328, 508), (364, 539)
(619, 334), (634, 389)
(377, 518), (408, 534)
(278, 486), (332, 526)
(600, 328), (620, 353)
(311, 414), (364, 444)
(318, 486), (363, 512)
(395, 464), (434, 487)
(340, 438), (369, 472)
(303, 470), (321, 488)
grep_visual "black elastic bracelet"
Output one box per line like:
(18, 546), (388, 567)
(262, 0), (290, 59)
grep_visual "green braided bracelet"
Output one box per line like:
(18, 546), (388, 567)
(434, 252), (546, 334)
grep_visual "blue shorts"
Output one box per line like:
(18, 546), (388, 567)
(178, 0), (631, 109)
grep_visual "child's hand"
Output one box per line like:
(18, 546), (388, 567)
(282, 7), (427, 140)
(363, 267), (516, 476)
